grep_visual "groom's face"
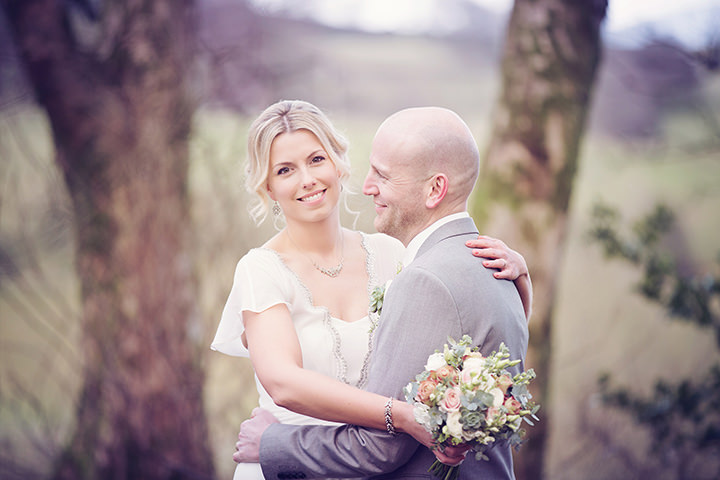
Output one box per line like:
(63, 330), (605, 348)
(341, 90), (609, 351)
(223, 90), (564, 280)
(362, 133), (427, 246)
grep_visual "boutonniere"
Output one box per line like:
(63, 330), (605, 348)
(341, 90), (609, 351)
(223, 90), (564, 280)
(369, 263), (402, 333)
(370, 280), (392, 316)
(368, 280), (391, 334)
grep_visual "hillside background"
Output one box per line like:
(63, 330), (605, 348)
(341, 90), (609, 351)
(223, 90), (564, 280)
(1, 0), (719, 478)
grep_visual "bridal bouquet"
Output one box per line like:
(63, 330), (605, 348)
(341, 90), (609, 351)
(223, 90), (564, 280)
(404, 335), (539, 480)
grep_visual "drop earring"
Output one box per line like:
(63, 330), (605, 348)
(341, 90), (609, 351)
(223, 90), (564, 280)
(272, 201), (281, 217)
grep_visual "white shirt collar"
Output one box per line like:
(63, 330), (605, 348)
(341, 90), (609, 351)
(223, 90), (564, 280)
(402, 212), (470, 267)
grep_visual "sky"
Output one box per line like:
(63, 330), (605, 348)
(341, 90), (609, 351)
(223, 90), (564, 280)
(249, 0), (720, 46)
(472, 0), (718, 30)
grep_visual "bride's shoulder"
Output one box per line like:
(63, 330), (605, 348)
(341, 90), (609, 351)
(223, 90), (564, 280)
(237, 246), (282, 270)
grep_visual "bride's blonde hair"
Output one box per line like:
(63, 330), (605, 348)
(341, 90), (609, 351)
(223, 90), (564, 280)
(245, 100), (352, 225)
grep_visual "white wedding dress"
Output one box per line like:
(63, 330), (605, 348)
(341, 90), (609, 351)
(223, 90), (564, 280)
(211, 232), (404, 479)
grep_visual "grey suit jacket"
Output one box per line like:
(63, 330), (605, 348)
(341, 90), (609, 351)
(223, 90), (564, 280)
(259, 217), (529, 479)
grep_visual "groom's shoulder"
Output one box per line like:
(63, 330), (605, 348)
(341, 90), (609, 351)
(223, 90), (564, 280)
(415, 232), (484, 270)
(406, 234), (498, 289)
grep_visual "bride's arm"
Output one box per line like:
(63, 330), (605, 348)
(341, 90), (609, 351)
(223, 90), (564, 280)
(466, 235), (533, 321)
(243, 304), (427, 440)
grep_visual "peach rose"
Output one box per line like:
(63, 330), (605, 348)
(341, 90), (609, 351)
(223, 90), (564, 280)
(417, 379), (438, 405)
(440, 387), (462, 412)
(436, 365), (458, 384)
(485, 406), (501, 423)
(496, 374), (513, 395)
(504, 397), (523, 415)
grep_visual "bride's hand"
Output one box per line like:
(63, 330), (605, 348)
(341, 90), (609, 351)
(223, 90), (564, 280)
(392, 401), (468, 466)
(433, 443), (471, 466)
(393, 401), (433, 447)
(466, 235), (528, 281)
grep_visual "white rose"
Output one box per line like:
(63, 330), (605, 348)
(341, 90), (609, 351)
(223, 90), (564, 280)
(445, 410), (463, 440)
(463, 357), (484, 373)
(425, 352), (446, 371)
(413, 404), (434, 432)
(461, 358), (485, 385)
(490, 387), (504, 407)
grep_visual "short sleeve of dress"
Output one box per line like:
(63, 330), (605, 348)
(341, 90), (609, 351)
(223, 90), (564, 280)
(210, 249), (291, 357)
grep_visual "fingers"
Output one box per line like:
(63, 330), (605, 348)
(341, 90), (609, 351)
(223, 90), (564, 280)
(238, 418), (252, 439)
(250, 407), (280, 424)
(467, 236), (528, 279)
(234, 448), (259, 463)
(466, 240), (500, 253)
(471, 247), (502, 259)
(431, 442), (470, 466)
(443, 444), (472, 456)
(481, 258), (516, 279)
(482, 258), (506, 269)
(466, 236), (507, 250)
(234, 435), (260, 463)
(432, 447), (468, 466)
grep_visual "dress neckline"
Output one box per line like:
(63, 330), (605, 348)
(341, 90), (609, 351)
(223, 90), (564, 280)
(254, 231), (380, 388)
(257, 231), (376, 324)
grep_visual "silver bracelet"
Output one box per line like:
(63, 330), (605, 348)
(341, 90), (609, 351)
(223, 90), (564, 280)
(384, 397), (396, 435)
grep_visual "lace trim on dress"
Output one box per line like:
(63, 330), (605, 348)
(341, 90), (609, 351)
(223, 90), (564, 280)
(255, 232), (378, 388)
(360, 232), (379, 388)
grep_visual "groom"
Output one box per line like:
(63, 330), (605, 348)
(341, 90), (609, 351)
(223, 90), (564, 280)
(241, 107), (529, 479)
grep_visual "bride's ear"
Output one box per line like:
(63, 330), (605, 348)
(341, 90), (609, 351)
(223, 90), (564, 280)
(266, 185), (276, 201)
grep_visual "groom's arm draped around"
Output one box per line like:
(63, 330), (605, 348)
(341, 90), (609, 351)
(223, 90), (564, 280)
(259, 219), (528, 479)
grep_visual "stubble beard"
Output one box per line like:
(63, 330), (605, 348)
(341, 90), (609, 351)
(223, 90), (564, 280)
(376, 205), (425, 246)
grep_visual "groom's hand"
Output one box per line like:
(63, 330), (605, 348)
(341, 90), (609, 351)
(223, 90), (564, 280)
(233, 407), (279, 464)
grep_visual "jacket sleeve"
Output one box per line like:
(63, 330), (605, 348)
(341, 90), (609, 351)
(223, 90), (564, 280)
(260, 423), (418, 479)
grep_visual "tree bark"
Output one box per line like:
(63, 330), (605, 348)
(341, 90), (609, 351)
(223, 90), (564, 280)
(1, 1), (214, 478)
(472, 1), (607, 478)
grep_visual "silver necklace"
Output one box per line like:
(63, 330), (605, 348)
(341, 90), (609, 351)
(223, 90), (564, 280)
(287, 229), (345, 278)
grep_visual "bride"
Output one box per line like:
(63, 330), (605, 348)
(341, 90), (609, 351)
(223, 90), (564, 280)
(211, 100), (532, 479)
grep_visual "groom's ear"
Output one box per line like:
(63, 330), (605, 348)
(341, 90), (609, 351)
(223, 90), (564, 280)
(425, 173), (448, 209)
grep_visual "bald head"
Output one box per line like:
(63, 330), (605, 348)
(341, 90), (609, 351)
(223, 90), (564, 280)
(375, 107), (480, 209)
(363, 107), (480, 244)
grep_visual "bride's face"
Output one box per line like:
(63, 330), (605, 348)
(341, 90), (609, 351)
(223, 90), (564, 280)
(266, 129), (341, 224)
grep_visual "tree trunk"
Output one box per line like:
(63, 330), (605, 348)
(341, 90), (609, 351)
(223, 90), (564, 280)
(472, 1), (607, 478)
(1, 1), (215, 478)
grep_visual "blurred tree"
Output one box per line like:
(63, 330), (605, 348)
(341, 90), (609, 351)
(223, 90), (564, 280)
(1, 1), (215, 479)
(470, 1), (608, 478)
(589, 203), (720, 479)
